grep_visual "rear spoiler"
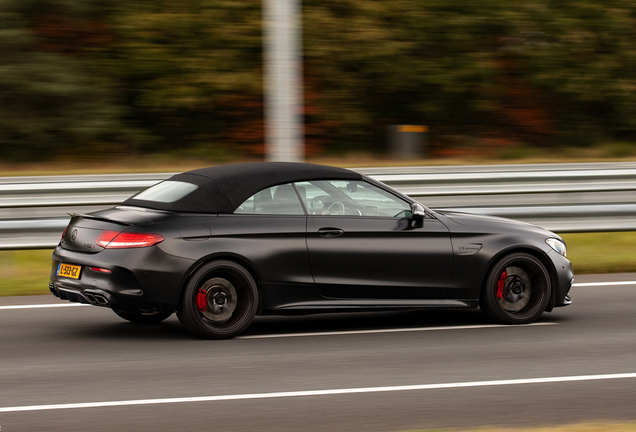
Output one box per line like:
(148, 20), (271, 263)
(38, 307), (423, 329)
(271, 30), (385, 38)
(68, 213), (133, 226)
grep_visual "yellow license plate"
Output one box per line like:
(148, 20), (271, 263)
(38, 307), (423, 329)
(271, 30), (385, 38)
(57, 263), (82, 279)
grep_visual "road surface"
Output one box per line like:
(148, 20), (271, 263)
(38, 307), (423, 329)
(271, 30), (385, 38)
(1, 273), (635, 431)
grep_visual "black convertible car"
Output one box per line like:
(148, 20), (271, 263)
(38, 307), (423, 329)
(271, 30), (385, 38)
(50, 162), (572, 338)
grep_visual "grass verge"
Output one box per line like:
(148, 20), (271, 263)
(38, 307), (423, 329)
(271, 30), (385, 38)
(0, 249), (54, 296)
(1, 232), (635, 297)
(560, 231), (636, 274)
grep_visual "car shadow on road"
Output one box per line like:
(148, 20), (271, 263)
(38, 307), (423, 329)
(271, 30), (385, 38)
(68, 308), (563, 341)
(243, 308), (489, 337)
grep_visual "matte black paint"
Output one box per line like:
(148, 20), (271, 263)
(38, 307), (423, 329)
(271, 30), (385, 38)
(308, 215), (453, 299)
(50, 163), (572, 325)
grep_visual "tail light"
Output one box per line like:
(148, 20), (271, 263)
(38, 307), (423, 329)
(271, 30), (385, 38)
(90, 267), (112, 274)
(95, 230), (164, 249)
(60, 226), (68, 242)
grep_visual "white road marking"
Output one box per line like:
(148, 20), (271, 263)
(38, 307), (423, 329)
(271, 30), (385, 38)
(573, 281), (636, 287)
(0, 303), (87, 310)
(1, 372), (635, 413)
(238, 322), (556, 339)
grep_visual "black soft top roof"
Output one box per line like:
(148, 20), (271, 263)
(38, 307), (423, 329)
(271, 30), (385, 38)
(122, 162), (363, 214)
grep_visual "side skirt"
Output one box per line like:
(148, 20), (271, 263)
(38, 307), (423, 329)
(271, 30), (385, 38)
(271, 299), (478, 313)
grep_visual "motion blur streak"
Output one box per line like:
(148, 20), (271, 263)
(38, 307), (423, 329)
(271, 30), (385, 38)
(573, 281), (636, 287)
(2, 372), (636, 413)
(237, 322), (556, 339)
(0, 303), (87, 310)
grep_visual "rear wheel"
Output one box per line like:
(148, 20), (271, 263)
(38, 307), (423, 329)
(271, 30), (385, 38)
(113, 309), (172, 324)
(480, 253), (551, 324)
(177, 260), (258, 339)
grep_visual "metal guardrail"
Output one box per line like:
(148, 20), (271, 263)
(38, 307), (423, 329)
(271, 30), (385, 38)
(2, 162), (636, 250)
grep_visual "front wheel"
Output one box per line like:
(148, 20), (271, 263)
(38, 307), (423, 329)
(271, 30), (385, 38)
(177, 260), (258, 339)
(480, 253), (551, 324)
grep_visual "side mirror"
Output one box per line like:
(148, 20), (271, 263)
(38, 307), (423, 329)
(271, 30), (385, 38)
(411, 203), (425, 221)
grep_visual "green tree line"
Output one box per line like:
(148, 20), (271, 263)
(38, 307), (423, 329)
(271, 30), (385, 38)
(1, 0), (635, 160)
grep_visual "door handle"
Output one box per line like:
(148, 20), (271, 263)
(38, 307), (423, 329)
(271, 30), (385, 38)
(317, 227), (344, 238)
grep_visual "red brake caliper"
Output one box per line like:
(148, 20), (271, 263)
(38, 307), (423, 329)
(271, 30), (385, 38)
(196, 289), (208, 312)
(496, 270), (507, 300)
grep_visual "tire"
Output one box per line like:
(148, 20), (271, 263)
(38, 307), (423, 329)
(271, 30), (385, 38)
(479, 252), (551, 324)
(177, 260), (258, 339)
(113, 309), (173, 324)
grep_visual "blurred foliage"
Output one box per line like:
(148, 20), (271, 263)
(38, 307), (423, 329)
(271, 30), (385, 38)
(1, 0), (636, 160)
(0, 0), (129, 160)
(303, 0), (636, 152)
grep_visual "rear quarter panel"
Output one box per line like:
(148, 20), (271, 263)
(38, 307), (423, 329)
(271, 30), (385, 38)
(159, 214), (313, 286)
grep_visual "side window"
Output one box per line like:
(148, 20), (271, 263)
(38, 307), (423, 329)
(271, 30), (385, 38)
(294, 180), (411, 217)
(234, 183), (305, 215)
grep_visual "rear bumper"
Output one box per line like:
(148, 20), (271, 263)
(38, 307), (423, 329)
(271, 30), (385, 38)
(50, 282), (114, 307)
(50, 245), (195, 313)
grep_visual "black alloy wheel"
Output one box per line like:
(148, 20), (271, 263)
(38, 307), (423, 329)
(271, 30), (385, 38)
(113, 309), (173, 324)
(177, 260), (258, 339)
(479, 252), (551, 324)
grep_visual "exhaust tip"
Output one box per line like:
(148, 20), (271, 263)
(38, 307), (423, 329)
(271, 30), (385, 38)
(93, 295), (109, 305)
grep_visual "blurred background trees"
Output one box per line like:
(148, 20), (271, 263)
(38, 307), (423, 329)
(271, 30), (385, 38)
(1, 0), (635, 161)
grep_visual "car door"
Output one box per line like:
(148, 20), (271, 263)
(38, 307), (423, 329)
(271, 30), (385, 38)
(299, 179), (453, 300)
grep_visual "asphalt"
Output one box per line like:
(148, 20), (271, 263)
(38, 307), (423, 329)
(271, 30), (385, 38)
(1, 273), (635, 431)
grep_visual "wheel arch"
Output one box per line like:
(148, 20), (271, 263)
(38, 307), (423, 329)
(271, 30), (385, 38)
(177, 253), (263, 315)
(482, 246), (558, 312)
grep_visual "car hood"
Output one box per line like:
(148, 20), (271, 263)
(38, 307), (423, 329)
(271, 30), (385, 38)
(434, 210), (561, 238)
(437, 210), (533, 226)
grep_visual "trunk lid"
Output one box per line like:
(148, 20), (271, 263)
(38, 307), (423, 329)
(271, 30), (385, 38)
(60, 214), (131, 254)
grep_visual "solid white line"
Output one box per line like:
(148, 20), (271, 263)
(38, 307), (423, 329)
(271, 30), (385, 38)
(573, 281), (636, 287)
(1, 372), (635, 413)
(0, 303), (88, 310)
(237, 322), (557, 339)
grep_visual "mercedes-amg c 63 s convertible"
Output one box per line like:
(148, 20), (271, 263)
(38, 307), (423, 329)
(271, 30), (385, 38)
(50, 162), (572, 338)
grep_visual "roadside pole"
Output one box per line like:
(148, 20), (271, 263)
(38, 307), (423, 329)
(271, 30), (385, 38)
(262, 0), (304, 162)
